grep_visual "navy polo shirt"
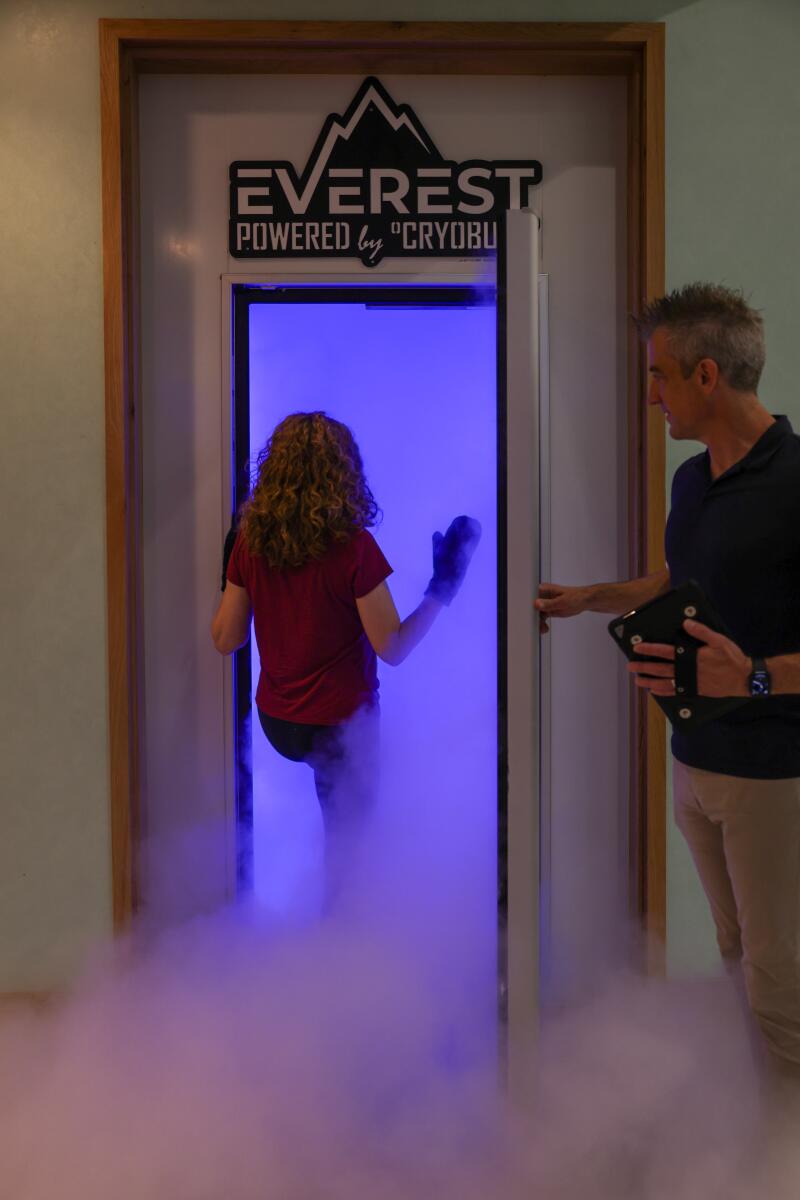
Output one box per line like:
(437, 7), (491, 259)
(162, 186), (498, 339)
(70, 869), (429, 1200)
(666, 416), (800, 779)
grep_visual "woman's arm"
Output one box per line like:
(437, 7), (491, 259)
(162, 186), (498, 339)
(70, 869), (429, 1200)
(356, 581), (443, 667)
(211, 581), (252, 654)
(357, 516), (481, 665)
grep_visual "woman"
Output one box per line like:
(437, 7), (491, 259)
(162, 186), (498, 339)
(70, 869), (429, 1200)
(211, 411), (479, 880)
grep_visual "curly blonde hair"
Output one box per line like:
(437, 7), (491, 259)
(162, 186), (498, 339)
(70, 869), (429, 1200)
(239, 412), (380, 569)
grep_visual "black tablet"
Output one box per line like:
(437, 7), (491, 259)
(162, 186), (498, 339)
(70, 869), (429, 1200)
(608, 581), (748, 729)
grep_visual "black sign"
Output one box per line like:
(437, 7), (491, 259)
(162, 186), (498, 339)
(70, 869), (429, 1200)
(229, 77), (542, 268)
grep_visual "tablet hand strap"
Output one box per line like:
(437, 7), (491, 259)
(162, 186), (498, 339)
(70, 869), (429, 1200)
(673, 636), (698, 698)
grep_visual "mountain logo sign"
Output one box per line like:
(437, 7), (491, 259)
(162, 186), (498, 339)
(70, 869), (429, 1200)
(229, 77), (542, 267)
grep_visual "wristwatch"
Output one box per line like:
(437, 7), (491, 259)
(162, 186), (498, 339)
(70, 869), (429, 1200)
(748, 656), (771, 698)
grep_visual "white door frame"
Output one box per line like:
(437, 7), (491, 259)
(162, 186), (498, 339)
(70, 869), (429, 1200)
(220, 242), (543, 1086)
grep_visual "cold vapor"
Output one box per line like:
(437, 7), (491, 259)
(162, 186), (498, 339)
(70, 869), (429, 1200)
(2, 719), (797, 1200)
(4, 558), (796, 1197)
(5, 285), (797, 1196)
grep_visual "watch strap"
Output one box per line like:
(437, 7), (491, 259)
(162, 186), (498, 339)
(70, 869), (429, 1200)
(749, 656), (770, 697)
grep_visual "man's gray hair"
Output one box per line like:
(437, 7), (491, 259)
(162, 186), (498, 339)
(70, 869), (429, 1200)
(635, 283), (765, 393)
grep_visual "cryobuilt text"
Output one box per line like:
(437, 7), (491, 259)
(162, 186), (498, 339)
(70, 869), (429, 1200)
(229, 77), (542, 267)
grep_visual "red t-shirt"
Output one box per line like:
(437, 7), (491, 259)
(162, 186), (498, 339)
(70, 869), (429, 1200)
(227, 529), (392, 725)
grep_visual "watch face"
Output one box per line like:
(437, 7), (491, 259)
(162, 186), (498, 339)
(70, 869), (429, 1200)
(751, 672), (770, 697)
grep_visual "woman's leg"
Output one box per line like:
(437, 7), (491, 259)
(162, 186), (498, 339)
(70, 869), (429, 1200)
(257, 707), (380, 908)
(308, 714), (380, 837)
(308, 711), (380, 907)
(257, 708), (380, 825)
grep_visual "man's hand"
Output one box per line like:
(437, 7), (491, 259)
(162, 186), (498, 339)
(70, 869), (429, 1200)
(535, 583), (592, 633)
(628, 618), (751, 698)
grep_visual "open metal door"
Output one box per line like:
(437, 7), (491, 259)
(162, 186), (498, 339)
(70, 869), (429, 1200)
(498, 209), (541, 1100)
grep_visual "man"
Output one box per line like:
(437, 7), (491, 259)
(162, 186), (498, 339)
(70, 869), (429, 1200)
(535, 283), (800, 1090)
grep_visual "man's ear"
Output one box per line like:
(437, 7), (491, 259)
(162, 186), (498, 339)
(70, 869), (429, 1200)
(696, 357), (720, 392)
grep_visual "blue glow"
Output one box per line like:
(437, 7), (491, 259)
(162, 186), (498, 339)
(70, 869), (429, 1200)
(246, 294), (497, 979)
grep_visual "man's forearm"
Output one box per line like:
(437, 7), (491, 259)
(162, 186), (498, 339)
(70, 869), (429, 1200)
(765, 653), (800, 696)
(584, 568), (670, 615)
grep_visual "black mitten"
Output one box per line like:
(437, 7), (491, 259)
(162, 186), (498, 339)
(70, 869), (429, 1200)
(221, 519), (239, 591)
(426, 515), (482, 605)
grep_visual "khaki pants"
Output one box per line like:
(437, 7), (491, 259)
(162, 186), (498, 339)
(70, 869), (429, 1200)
(673, 759), (800, 1078)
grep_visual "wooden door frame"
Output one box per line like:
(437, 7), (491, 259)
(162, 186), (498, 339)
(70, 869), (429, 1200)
(99, 18), (666, 952)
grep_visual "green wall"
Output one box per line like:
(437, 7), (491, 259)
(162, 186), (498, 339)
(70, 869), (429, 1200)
(1, 0), (797, 986)
(662, 0), (800, 970)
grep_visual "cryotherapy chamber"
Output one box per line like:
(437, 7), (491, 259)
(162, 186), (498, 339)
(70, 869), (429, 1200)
(223, 212), (542, 1042)
(138, 71), (633, 1071)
